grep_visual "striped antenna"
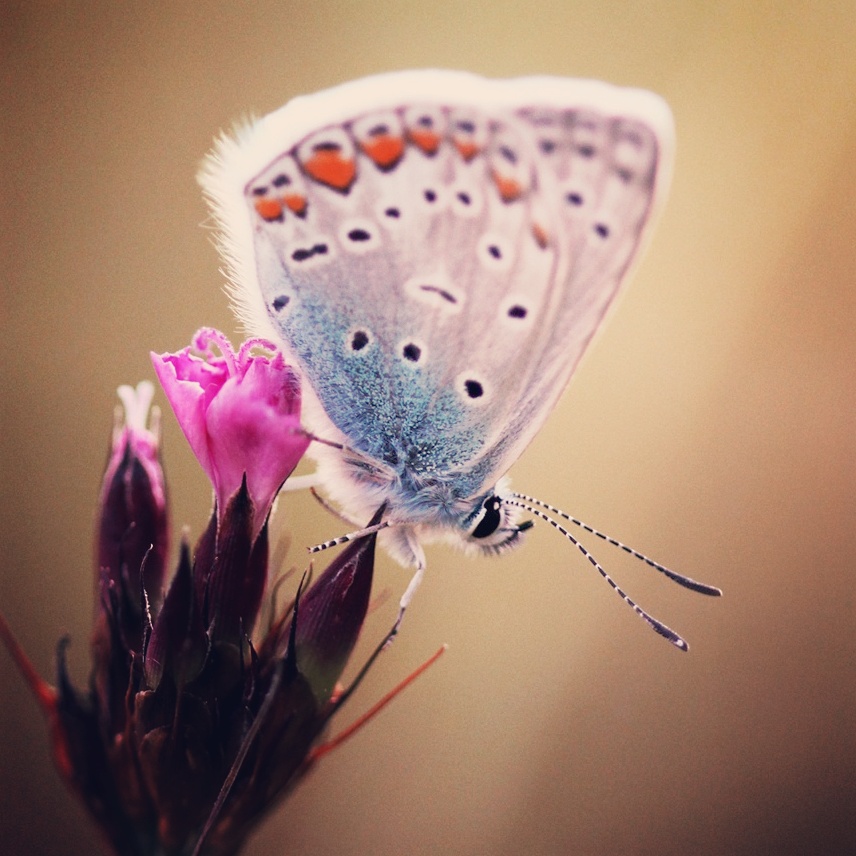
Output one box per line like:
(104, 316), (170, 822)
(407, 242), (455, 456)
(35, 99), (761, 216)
(307, 505), (423, 647)
(308, 518), (392, 553)
(510, 493), (722, 596)
(503, 497), (700, 651)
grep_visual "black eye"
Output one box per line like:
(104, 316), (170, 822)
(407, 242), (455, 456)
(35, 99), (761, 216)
(471, 496), (502, 539)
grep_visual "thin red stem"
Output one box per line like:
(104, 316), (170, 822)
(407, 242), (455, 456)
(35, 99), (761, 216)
(310, 644), (447, 761)
(0, 611), (56, 715)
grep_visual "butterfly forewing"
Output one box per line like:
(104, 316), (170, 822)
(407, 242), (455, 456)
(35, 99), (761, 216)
(204, 71), (672, 513)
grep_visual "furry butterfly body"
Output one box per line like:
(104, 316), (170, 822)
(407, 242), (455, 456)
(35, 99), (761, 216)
(201, 70), (718, 648)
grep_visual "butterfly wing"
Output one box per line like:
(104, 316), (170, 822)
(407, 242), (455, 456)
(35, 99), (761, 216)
(201, 71), (673, 508)
(460, 97), (672, 492)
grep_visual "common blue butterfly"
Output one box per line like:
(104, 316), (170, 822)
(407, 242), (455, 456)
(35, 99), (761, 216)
(200, 70), (720, 650)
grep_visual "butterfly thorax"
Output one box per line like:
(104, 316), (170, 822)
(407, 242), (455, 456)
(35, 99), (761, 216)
(310, 439), (525, 565)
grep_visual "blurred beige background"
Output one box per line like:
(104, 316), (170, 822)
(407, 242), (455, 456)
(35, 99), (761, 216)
(2, 2), (855, 854)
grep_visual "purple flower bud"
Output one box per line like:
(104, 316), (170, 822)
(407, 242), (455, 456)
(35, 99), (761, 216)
(293, 512), (381, 705)
(144, 543), (208, 691)
(151, 329), (310, 540)
(96, 381), (168, 628)
(93, 381), (168, 732)
(201, 477), (270, 644)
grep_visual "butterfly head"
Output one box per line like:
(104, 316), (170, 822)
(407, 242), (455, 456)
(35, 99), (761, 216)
(459, 491), (534, 555)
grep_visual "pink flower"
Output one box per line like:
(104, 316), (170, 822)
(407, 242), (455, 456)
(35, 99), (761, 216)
(151, 329), (309, 537)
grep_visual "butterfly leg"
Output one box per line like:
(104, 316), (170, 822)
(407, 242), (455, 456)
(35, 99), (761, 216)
(385, 532), (426, 647)
(279, 473), (321, 492)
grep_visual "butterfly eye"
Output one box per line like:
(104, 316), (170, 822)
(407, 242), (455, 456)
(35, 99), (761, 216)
(470, 496), (503, 539)
(464, 494), (532, 554)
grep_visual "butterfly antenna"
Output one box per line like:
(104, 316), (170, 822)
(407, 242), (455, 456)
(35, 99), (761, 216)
(504, 498), (690, 651)
(303, 430), (345, 450)
(510, 493), (721, 596)
(309, 519), (393, 553)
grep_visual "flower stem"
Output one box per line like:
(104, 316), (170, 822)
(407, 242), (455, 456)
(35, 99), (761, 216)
(311, 644), (447, 761)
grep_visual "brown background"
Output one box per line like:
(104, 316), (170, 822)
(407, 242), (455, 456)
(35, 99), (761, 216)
(2, 3), (855, 854)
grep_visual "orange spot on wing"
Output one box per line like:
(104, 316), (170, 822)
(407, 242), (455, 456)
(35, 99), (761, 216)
(408, 128), (441, 155)
(492, 171), (524, 203)
(532, 222), (550, 249)
(303, 148), (356, 192)
(361, 135), (405, 169)
(454, 139), (480, 161)
(255, 197), (284, 221)
(282, 193), (307, 216)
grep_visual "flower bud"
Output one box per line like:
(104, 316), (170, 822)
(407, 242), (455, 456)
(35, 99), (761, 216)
(202, 478), (267, 644)
(143, 543), (207, 692)
(92, 381), (168, 732)
(96, 381), (168, 626)
(293, 512), (381, 705)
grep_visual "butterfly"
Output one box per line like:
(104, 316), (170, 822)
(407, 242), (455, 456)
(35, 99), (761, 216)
(200, 69), (720, 650)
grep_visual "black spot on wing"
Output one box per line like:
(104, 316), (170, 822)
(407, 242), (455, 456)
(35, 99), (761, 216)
(419, 284), (458, 304)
